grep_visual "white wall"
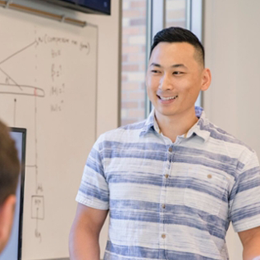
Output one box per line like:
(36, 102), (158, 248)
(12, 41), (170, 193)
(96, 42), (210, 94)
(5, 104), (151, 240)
(203, 1), (260, 259)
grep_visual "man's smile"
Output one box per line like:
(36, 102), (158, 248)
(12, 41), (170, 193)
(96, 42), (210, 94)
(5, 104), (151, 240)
(157, 94), (178, 101)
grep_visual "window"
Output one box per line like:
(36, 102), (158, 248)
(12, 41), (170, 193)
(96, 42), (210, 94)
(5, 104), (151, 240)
(165, 0), (202, 106)
(165, 0), (187, 28)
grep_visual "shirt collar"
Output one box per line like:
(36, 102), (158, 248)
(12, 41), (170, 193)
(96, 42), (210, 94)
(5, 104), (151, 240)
(139, 109), (156, 136)
(140, 106), (211, 142)
(186, 108), (211, 142)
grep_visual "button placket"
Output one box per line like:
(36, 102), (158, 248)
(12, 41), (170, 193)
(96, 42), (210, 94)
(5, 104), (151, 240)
(159, 145), (173, 250)
(159, 145), (172, 250)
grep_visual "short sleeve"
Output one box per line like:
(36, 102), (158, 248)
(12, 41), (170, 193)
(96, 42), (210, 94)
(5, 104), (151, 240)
(230, 151), (260, 232)
(76, 135), (109, 210)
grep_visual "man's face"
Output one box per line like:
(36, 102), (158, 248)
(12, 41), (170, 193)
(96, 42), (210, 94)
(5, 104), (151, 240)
(146, 42), (210, 121)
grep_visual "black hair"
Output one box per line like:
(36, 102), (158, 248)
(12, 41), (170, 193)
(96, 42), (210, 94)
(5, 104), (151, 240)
(150, 27), (205, 66)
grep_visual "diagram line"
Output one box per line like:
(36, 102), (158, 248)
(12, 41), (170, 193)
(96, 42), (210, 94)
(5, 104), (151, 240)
(0, 82), (43, 89)
(0, 82), (45, 97)
(0, 41), (37, 65)
(14, 99), (16, 127)
(36, 208), (38, 229)
(0, 92), (45, 97)
(0, 67), (22, 90)
(34, 95), (39, 195)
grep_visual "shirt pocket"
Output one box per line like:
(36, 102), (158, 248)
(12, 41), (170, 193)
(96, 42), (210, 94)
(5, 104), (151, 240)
(183, 166), (229, 216)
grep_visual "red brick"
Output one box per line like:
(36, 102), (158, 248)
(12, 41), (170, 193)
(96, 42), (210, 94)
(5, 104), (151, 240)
(128, 53), (145, 62)
(122, 54), (128, 63)
(131, 1), (146, 9)
(123, 27), (141, 36)
(142, 45), (147, 53)
(121, 119), (137, 126)
(128, 109), (145, 118)
(123, 10), (141, 18)
(122, 82), (140, 91)
(121, 0), (147, 126)
(122, 64), (139, 72)
(121, 93), (128, 101)
(139, 64), (146, 71)
(122, 36), (128, 44)
(128, 91), (145, 101)
(121, 102), (139, 109)
(122, 45), (140, 54)
(130, 19), (146, 26)
(140, 101), (145, 108)
(121, 75), (128, 82)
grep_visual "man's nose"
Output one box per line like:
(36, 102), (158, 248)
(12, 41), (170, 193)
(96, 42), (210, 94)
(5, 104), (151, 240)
(159, 73), (173, 90)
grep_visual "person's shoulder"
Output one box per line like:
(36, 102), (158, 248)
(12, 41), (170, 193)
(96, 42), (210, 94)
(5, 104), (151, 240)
(97, 119), (147, 143)
(119, 119), (147, 131)
(203, 119), (255, 160)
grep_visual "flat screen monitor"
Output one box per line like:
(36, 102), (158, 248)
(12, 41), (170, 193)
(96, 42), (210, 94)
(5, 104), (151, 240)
(0, 128), (26, 260)
(40, 0), (111, 15)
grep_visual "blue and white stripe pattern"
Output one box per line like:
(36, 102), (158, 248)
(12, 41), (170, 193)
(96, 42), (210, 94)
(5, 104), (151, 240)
(76, 106), (260, 260)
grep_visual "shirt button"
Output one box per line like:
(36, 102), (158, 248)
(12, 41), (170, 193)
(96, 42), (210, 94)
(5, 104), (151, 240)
(162, 204), (166, 209)
(161, 234), (166, 239)
(207, 174), (212, 179)
(168, 147), (173, 152)
(165, 174), (169, 179)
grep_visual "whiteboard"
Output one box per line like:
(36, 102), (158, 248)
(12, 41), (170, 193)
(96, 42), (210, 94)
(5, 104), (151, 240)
(0, 6), (97, 260)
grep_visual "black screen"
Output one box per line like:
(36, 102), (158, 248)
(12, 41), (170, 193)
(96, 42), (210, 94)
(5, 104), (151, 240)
(41, 0), (111, 15)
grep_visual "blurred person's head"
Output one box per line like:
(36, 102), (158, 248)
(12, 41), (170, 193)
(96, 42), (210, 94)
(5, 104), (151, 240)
(0, 120), (20, 253)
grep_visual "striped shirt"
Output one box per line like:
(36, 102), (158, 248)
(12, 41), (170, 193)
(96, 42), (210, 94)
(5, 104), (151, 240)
(76, 106), (260, 260)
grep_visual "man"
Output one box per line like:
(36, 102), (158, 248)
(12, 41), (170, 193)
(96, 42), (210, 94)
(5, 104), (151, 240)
(0, 119), (20, 253)
(69, 27), (260, 260)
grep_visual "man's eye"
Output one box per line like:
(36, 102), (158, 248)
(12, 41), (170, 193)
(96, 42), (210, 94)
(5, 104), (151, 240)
(173, 71), (183, 75)
(151, 70), (160, 73)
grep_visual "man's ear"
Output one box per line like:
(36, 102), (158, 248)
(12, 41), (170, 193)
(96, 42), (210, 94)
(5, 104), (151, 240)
(201, 68), (211, 91)
(0, 195), (16, 253)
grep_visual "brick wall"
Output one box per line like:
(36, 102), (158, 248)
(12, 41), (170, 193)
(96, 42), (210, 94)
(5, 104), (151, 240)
(121, 0), (147, 126)
(121, 0), (187, 126)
